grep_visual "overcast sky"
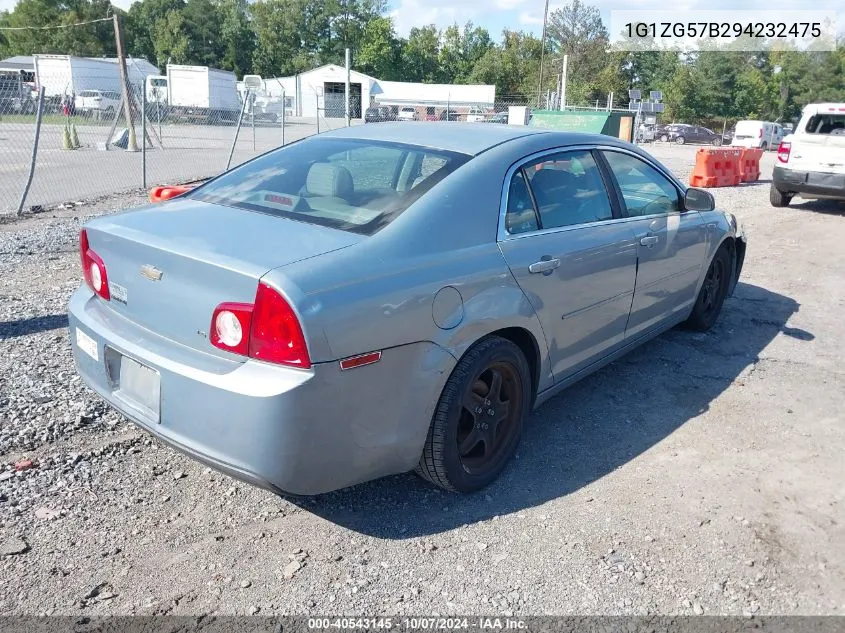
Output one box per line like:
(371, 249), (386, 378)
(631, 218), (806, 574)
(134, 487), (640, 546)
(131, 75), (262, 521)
(1, 0), (842, 41)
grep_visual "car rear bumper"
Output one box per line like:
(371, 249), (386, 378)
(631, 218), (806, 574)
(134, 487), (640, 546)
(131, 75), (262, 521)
(773, 166), (845, 199)
(68, 287), (456, 495)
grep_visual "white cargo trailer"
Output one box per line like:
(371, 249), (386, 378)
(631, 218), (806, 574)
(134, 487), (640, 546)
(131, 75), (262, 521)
(32, 55), (121, 98)
(165, 65), (239, 122)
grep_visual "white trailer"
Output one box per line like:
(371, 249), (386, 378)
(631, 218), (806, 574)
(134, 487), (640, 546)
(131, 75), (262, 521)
(165, 65), (239, 122)
(33, 55), (121, 98)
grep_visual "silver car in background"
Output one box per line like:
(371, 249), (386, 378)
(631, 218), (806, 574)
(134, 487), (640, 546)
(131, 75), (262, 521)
(69, 123), (747, 496)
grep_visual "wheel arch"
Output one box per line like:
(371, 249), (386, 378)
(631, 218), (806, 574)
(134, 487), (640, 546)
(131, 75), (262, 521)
(483, 326), (542, 407)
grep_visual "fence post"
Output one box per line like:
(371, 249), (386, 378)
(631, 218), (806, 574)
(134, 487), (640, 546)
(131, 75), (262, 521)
(316, 94), (320, 134)
(17, 87), (45, 216)
(281, 88), (286, 146)
(251, 92), (256, 151)
(226, 89), (250, 171)
(142, 87), (147, 189)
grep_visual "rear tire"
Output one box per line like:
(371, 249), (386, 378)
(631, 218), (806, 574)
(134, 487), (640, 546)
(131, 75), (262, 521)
(770, 184), (792, 207)
(675, 136), (685, 145)
(416, 336), (531, 493)
(761, 142), (769, 151)
(660, 134), (668, 142)
(684, 246), (731, 332)
(712, 138), (722, 146)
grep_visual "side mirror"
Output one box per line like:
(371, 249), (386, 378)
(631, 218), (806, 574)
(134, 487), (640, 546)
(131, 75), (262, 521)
(684, 188), (715, 212)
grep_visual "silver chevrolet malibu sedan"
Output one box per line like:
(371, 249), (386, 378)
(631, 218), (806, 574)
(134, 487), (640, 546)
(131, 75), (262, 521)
(69, 123), (747, 495)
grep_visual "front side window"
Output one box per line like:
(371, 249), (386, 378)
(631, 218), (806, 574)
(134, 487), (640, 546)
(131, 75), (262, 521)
(190, 138), (469, 235)
(601, 151), (681, 217)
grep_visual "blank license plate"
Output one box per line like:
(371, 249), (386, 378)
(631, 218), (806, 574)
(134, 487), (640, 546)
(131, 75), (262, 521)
(117, 355), (160, 420)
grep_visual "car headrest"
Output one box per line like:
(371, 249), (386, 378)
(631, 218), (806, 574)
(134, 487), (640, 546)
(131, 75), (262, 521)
(531, 168), (577, 193)
(306, 162), (354, 199)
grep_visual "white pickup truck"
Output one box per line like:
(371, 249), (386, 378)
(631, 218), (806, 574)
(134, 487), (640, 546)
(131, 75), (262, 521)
(771, 103), (845, 207)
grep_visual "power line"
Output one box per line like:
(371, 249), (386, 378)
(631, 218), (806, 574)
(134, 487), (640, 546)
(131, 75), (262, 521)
(0, 17), (112, 31)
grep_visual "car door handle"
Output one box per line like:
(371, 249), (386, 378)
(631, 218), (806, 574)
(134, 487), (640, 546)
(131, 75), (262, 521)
(640, 235), (659, 247)
(528, 258), (561, 274)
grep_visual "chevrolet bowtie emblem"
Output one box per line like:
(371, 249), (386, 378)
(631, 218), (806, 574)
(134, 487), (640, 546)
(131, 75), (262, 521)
(140, 264), (163, 281)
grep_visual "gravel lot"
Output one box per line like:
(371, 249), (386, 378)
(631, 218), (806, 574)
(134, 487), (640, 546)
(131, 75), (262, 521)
(1, 143), (844, 617)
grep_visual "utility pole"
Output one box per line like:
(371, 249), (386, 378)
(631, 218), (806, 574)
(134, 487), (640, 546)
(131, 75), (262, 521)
(113, 13), (138, 152)
(536, 0), (550, 109)
(345, 48), (351, 127)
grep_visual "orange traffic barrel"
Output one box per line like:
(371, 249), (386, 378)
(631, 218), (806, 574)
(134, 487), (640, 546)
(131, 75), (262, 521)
(689, 148), (742, 188)
(738, 148), (763, 183)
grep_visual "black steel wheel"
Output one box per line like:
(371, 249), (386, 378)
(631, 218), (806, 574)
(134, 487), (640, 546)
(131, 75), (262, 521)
(684, 245), (731, 332)
(416, 336), (531, 493)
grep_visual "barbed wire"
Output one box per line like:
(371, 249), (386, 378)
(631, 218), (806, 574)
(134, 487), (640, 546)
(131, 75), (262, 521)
(0, 17), (112, 31)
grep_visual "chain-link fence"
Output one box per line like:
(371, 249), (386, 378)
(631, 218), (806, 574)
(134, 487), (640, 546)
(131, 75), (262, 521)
(1, 65), (371, 215)
(6, 83), (642, 215)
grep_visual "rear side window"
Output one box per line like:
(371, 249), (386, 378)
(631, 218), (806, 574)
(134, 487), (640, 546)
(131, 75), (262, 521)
(190, 138), (470, 235)
(504, 150), (613, 233)
(803, 114), (845, 135)
(601, 151), (680, 216)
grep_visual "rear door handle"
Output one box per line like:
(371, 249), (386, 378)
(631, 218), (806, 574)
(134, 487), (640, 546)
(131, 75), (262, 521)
(640, 235), (659, 247)
(528, 257), (561, 274)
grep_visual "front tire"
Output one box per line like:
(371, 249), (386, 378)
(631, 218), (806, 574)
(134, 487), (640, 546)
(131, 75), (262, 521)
(416, 336), (531, 493)
(770, 184), (792, 207)
(684, 246), (731, 332)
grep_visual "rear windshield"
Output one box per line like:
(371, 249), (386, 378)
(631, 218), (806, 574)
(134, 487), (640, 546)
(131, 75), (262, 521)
(190, 138), (470, 235)
(803, 114), (845, 135)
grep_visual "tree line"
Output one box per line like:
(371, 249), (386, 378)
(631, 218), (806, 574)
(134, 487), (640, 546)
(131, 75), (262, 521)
(1, 0), (843, 123)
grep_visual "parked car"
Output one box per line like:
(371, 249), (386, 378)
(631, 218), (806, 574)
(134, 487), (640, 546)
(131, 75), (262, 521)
(667, 124), (722, 145)
(364, 105), (395, 123)
(74, 90), (121, 116)
(770, 102), (845, 207)
(69, 123), (746, 496)
(486, 112), (509, 124)
(397, 106), (418, 121)
(732, 120), (784, 150)
(439, 108), (460, 121)
(466, 106), (487, 123)
(654, 124), (673, 142)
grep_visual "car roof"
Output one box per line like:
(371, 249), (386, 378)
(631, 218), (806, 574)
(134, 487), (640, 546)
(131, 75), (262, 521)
(319, 122), (553, 155)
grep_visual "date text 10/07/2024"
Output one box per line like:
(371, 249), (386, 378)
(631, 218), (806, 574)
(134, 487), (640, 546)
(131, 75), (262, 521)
(624, 22), (822, 39)
(306, 618), (528, 630)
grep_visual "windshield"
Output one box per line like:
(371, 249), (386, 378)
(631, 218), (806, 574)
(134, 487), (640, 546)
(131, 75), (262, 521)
(190, 137), (470, 235)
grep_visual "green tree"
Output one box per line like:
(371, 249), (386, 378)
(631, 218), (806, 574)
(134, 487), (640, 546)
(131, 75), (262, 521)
(545, 0), (609, 104)
(401, 25), (440, 82)
(250, 0), (314, 76)
(127, 0), (185, 65)
(356, 15), (400, 79)
(0, 0), (117, 57)
(152, 9), (190, 66)
(469, 29), (542, 97)
(218, 0), (254, 76)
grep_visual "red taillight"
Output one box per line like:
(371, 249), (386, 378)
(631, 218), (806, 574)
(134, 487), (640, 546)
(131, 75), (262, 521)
(777, 141), (791, 163)
(79, 229), (110, 300)
(210, 282), (311, 369)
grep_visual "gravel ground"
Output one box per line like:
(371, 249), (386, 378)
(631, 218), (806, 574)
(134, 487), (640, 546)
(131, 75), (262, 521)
(1, 143), (844, 617)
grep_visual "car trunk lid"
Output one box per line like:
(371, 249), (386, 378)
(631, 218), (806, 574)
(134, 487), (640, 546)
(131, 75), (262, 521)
(83, 198), (362, 360)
